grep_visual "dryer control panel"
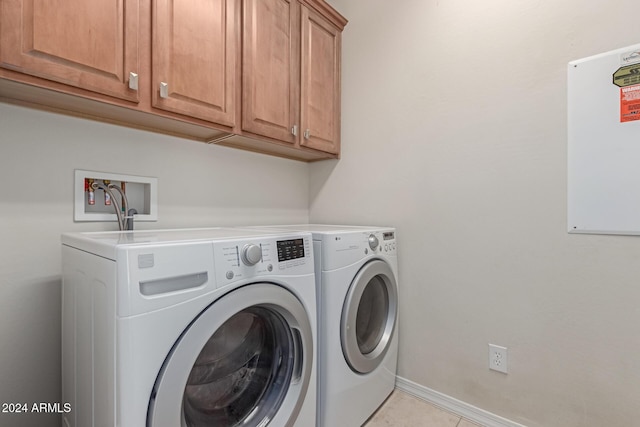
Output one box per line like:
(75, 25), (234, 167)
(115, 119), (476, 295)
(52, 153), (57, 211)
(322, 229), (397, 271)
(214, 235), (313, 287)
(364, 230), (396, 255)
(379, 231), (397, 254)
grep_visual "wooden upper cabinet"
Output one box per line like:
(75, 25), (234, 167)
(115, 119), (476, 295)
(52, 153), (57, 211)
(152, 0), (238, 127)
(300, 4), (341, 154)
(240, 0), (346, 155)
(242, 0), (298, 144)
(0, 0), (346, 160)
(0, 0), (140, 102)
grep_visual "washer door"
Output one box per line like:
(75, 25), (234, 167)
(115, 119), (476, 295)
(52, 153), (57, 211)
(148, 283), (313, 427)
(341, 260), (398, 374)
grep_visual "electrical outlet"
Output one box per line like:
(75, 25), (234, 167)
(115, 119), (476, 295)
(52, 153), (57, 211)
(488, 344), (508, 374)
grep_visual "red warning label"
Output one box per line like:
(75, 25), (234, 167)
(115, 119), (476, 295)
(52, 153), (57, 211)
(621, 84), (640, 123)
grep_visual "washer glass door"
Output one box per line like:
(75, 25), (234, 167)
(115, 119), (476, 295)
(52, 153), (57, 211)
(148, 283), (313, 427)
(341, 260), (397, 374)
(183, 306), (292, 425)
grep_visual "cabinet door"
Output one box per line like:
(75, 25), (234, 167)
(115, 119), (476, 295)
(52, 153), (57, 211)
(153, 0), (238, 126)
(300, 5), (341, 154)
(0, 0), (140, 102)
(242, 0), (298, 143)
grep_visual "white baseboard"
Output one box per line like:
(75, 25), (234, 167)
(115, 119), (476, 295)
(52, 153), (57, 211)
(395, 376), (527, 427)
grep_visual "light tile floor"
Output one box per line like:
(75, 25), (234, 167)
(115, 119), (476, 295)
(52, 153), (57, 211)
(364, 389), (485, 427)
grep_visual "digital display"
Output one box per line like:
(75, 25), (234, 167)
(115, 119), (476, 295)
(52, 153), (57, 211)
(383, 232), (395, 240)
(277, 239), (305, 262)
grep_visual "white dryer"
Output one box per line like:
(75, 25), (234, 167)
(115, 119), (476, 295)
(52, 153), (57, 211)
(61, 228), (317, 427)
(248, 225), (399, 427)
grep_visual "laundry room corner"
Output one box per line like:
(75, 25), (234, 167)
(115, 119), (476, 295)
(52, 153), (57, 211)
(310, 0), (640, 426)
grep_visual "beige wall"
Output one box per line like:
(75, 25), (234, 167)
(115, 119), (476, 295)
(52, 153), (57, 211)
(0, 103), (309, 427)
(312, 1), (640, 426)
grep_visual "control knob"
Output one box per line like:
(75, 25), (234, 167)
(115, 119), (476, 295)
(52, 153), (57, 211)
(241, 243), (262, 266)
(368, 234), (379, 250)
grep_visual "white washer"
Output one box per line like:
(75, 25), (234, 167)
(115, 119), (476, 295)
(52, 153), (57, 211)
(247, 225), (399, 427)
(61, 228), (317, 427)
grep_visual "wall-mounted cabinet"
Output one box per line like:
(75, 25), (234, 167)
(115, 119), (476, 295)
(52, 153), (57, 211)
(226, 0), (344, 158)
(300, 3), (343, 154)
(0, 0), (346, 162)
(152, 0), (238, 126)
(241, 0), (299, 145)
(0, 0), (141, 103)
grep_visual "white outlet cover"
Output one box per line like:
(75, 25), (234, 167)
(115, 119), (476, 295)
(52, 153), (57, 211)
(488, 344), (508, 374)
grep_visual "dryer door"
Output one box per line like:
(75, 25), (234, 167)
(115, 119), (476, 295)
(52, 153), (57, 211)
(148, 283), (313, 427)
(341, 259), (398, 374)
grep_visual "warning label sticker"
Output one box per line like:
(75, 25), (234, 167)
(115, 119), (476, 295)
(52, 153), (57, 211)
(613, 64), (640, 87)
(620, 84), (640, 123)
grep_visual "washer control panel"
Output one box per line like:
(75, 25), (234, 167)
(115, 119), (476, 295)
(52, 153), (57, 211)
(214, 234), (313, 287)
(241, 243), (263, 266)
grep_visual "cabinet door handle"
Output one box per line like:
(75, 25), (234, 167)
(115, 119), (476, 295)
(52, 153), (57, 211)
(128, 72), (138, 91)
(159, 82), (169, 99)
(291, 125), (298, 136)
(303, 129), (310, 139)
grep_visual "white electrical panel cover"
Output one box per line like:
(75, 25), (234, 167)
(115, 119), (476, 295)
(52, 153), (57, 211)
(568, 43), (640, 235)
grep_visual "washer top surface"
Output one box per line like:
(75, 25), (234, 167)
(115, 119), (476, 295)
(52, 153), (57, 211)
(62, 227), (308, 260)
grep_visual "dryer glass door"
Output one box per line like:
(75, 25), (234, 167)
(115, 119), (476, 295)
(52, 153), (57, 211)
(341, 260), (398, 374)
(148, 283), (313, 427)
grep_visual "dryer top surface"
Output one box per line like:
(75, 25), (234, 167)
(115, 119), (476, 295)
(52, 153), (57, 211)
(246, 224), (395, 236)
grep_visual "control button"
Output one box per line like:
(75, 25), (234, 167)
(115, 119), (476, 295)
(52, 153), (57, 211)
(241, 243), (262, 266)
(385, 244), (389, 252)
(267, 264), (273, 272)
(364, 248), (368, 255)
(226, 271), (234, 280)
(368, 234), (379, 250)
